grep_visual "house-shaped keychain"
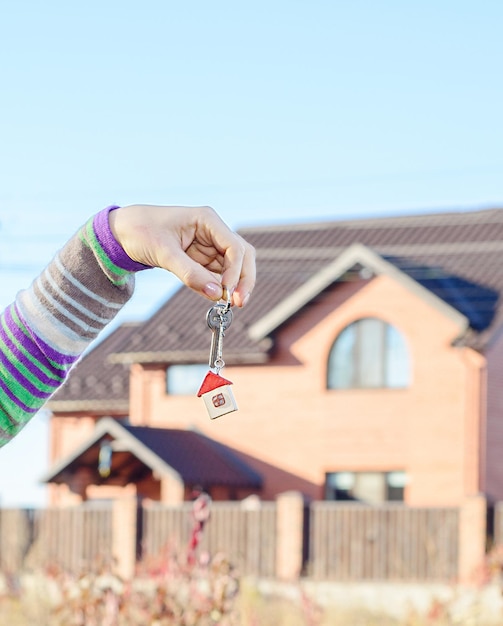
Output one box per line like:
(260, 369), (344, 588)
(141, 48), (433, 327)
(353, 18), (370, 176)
(197, 371), (238, 419)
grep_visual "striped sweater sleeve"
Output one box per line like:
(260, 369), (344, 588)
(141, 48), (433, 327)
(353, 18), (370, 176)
(0, 205), (150, 446)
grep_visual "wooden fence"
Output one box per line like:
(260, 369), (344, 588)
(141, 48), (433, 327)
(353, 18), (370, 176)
(0, 495), (486, 583)
(0, 504), (114, 574)
(142, 501), (277, 578)
(309, 503), (459, 580)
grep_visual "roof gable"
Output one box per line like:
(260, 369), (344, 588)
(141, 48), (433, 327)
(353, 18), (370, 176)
(247, 243), (472, 341)
(41, 418), (262, 490)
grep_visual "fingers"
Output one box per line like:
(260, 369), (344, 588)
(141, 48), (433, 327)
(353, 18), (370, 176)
(183, 234), (255, 307)
(221, 236), (256, 307)
(196, 209), (256, 307)
(111, 204), (256, 306)
(155, 229), (255, 306)
(163, 245), (224, 300)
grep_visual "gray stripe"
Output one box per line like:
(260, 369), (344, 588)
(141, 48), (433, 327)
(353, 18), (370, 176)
(35, 276), (104, 334)
(54, 254), (123, 310)
(17, 289), (94, 357)
(42, 266), (115, 326)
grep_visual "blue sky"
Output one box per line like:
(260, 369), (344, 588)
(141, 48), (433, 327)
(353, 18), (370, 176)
(0, 1), (502, 506)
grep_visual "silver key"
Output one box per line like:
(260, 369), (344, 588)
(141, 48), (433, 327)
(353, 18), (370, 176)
(206, 287), (233, 372)
(207, 304), (233, 372)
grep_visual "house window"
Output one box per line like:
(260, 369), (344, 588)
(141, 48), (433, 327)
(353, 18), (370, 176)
(166, 364), (208, 395)
(327, 317), (410, 389)
(325, 471), (407, 503)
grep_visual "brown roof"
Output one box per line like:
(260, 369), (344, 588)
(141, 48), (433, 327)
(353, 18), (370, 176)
(49, 207), (503, 410)
(115, 207), (503, 362)
(107, 285), (271, 365)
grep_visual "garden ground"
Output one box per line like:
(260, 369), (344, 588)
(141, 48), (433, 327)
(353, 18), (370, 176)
(0, 574), (502, 626)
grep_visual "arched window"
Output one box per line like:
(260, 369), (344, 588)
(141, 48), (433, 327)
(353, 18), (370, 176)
(327, 318), (410, 389)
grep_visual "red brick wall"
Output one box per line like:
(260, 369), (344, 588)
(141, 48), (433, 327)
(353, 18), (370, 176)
(128, 275), (480, 506)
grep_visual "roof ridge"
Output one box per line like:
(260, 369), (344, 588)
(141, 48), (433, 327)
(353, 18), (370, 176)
(238, 207), (503, 234)
(255, 240), (503, 259)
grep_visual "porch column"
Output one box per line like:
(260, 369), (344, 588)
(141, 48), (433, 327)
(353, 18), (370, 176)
(159, 472), (185, 503)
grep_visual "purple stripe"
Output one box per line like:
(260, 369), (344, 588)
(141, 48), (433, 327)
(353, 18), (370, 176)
(93, 206), (151, 272)
(12, 304), (79, 368)
(0, 376), (39, 415)
(0, 314), (63, 385)
(0, 346), (56, 399)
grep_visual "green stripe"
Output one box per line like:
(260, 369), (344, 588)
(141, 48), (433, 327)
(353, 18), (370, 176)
(0, 405), (20, 436)
(0, 386), (38, 429)
(0, 404), (17, 430)
(0, 358), (48, 410)
(2, 308), (63, 383)
(10, 306), (67, 374)
(0, 340), (59, 395)
(81, 220), (130, 286)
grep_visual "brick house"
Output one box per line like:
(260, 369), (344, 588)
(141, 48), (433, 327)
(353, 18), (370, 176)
(44, 208), (503, 509)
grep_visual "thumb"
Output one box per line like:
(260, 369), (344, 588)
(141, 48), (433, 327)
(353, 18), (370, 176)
(165, 247), (223, 301)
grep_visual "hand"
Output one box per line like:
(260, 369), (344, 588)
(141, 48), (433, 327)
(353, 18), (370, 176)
(109, 204), (255, 307)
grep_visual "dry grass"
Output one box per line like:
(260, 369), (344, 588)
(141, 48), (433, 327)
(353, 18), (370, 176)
(235, 583), (494, 626)
(0, 581), (498, 626)
(0, 598), (28, 625)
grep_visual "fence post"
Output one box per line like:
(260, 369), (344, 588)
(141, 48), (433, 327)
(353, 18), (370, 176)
(275, 490), (304, 580)
(458, 494), (486, 583)
(112, 497), (137, 579)
(0, 509), (31, 572)
(494, 502), (503, 546)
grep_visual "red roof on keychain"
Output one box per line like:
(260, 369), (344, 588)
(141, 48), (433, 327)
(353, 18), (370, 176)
(197, 371), (234, 397)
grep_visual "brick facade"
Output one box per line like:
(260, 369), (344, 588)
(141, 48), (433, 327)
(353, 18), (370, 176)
(47, 209), (503, 509)
(81, 273), (483, 506)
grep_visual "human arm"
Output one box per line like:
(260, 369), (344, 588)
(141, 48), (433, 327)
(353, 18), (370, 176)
(0, 204), (255, 445)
